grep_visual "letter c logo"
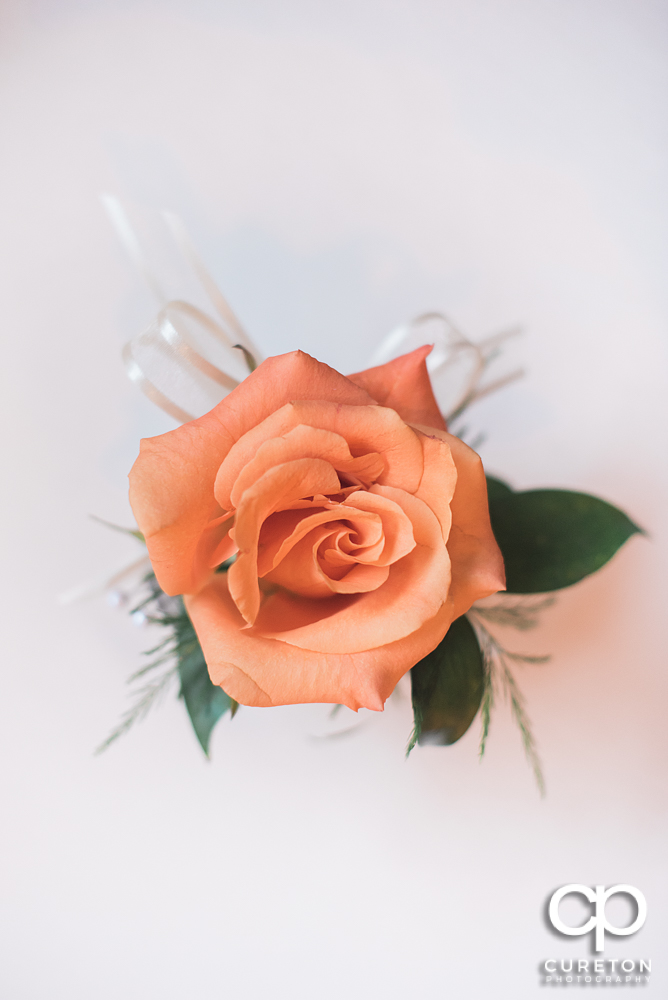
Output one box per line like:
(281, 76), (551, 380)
(548, 884), (647, 952)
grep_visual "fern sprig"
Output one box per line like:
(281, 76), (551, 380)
(472, 595), (555, 632)
(468, 613), (546, 794)
(95, 663), (178, 754)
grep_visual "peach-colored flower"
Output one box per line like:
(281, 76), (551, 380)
(129, 347), (505, 711)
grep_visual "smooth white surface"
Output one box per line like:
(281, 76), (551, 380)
(1, 2), (666, 996)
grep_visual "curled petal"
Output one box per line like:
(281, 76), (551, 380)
(214, 401), (423, 509)
(228, 424), (384, 508)
(129, 421), (231, 595)
(349, 345), (447, 432)
(198, 513), (237, 570)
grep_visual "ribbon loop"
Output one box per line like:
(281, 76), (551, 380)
(103, 194), (262, 423)
(369, 311), (523, 424)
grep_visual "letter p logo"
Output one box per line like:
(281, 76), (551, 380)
(548, 884), (647, 952)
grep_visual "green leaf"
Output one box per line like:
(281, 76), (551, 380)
(485, 475), (513, 505)
(177, 638), (234, 756)
(408, 615), (484, 750)
(486, 476), (642, 593)
(169, 601), (235, 756)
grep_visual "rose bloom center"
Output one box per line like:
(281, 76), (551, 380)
(255, 482), (416, 600)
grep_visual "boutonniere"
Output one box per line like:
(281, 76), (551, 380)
(85, 199), (640, 791)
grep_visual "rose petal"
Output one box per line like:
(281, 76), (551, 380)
(214, 401), (424, 509)
(198, 513), (237, 570)
(412, 428), (457, 544)
(228, 424), (384, 508)
(349, 345), (447, 431)
(322, 563), (390, 593)
(412, 423), (506, 613)
(128, 423), (231, 595)
(185, 573), (457, 711)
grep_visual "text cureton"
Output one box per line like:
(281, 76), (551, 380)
(544, 960), (651, 973)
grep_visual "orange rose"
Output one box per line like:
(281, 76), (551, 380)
(129, 347), (505, 711)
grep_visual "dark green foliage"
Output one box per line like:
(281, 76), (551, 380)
(173, 602), (236, 756)
(486, 476), (642, 593)
(485, 475), (513, 506)
(407, 615), (484, 752)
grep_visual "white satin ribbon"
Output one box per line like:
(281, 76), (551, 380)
(162, 211), (260, 363)
(105, 197), (521, 427)
(102, 195), (262, 423)
(122, 300), (244, 423)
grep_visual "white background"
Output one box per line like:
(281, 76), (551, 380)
(1, 1), (666, 996)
